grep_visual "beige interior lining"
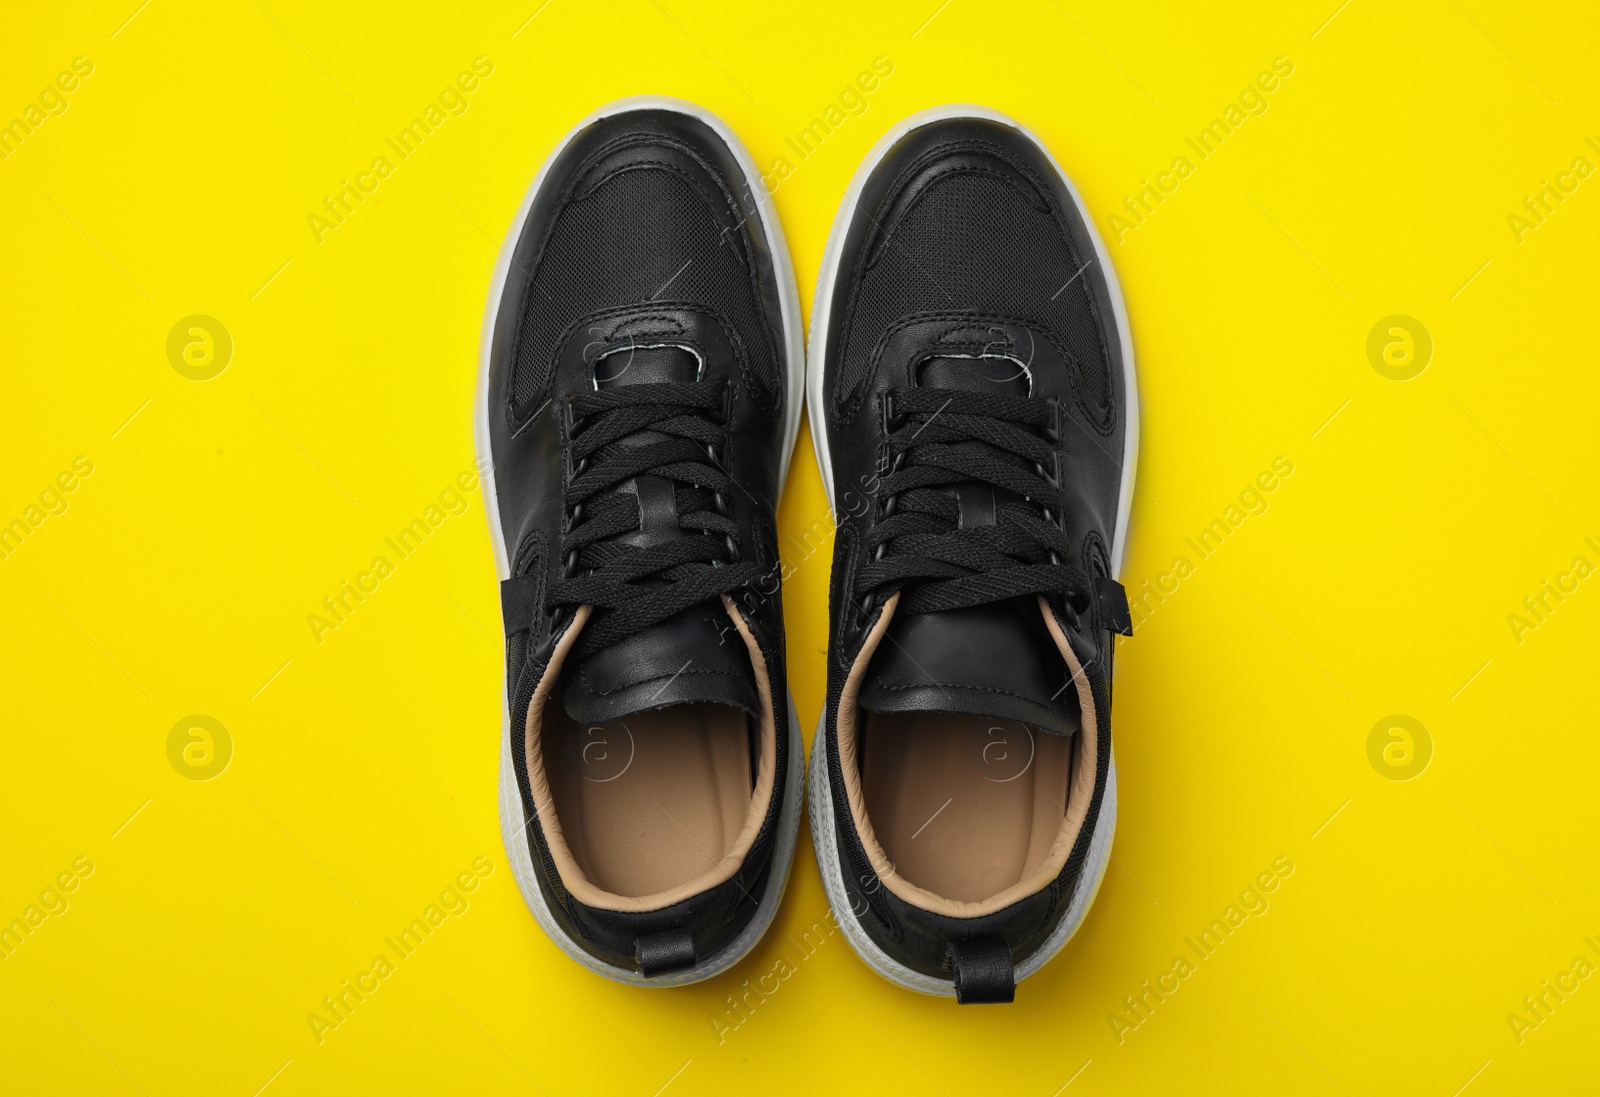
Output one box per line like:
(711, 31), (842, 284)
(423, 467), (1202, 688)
(524, 596), (777, 912)
(836, 593), (1099, 918)
(861, 713), (1073, 903)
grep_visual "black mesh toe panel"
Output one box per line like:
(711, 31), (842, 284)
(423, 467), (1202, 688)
(836, 170), (1113, 423)
(509, 167), (778, 419)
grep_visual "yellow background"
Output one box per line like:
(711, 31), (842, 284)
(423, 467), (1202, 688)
(3, 1), (1598, 1093)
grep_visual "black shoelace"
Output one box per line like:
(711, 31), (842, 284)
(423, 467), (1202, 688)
(550, 382), (761, 653)
(853, 387), (1092, 619)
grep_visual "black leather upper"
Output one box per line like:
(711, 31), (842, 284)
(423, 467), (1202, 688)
(487, 106), (794, 973)
(817, 115), (1131, 986)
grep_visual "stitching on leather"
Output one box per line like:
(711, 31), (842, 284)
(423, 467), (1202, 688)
(1082, 530), (1109, 579)
(574, 665), (752, 696)
(579, 158), (728, 229)
(1082, 530), (1111, 664)
(894, 138), (1121, 421)
(531, 301), (755, 419)
(832, 524), (861, 671)
(830, 139), (1050, 414)
(565, 134), (780, 408)
(829, 134), (1118, 432)
(569, 132), (729, 213)
(869, 166), (1039, 264)
(875, 138), (1056, 220)
(605, 313), (689, 342)
(1051, 669), (1110, 896)
(512, 529), (547, 579)
(841, 311), (1076, 426)
(867, 679), (1068, 707)
(505, 127), (780, 423)
(841, 309), (1114, 439)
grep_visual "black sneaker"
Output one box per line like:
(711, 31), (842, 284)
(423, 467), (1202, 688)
(478, 97), (805, 984)
(806, 106), (1138, 1003)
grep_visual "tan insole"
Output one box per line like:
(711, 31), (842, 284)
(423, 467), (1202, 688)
(861, 714), (1071, 903)
(542, 705), (751, 899)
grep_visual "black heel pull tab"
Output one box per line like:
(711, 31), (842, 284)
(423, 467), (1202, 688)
(635, 927), (697, 977)
(950, 937), (1016, 1004)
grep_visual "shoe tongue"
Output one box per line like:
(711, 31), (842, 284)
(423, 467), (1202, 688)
(917, 355), (1029, 395)
(566, 342), (754, 722)
(594, 344), (700, 387)
(859, 599), (1081, 736)
(561, 603), (760, 723)
(858, 353), (1076, 735)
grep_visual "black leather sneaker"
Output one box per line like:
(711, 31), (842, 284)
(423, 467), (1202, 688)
(806, 106), (1138, 1003)
(479, 97), (805, 985)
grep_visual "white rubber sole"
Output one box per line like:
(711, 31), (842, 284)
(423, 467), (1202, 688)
(802, 104), (1140, 996)
(476, 96), (807, 986)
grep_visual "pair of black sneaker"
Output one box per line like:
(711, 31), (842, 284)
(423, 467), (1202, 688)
(480, 98), (1136, 1004)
